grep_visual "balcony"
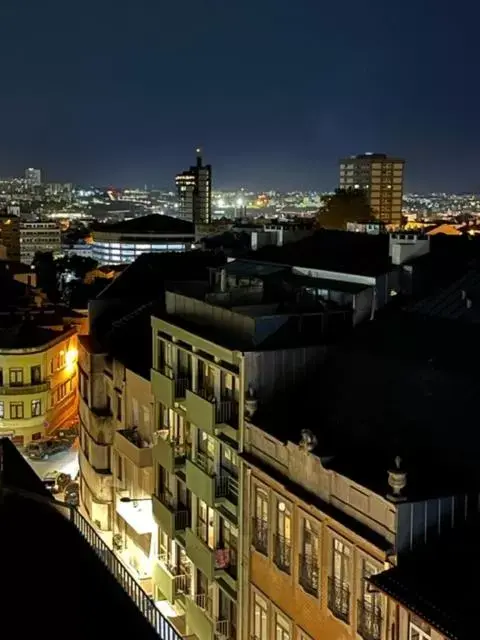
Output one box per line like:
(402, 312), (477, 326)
(357, 599), (382, 640)
(152, 491), (190, 539)
(115, 429), (153, 468)
(0, 381), (50, 395)
(186, 451), (216, 505)
(151, 366), (190, 408)
(251, 518), (268, 556)
(328, 576), (350, 623)
(299, 553), (319, 597)
(185, 527), (236, 583)
(273, 534), (291, 574)
(90, 407), (115, 440)
(184, 388), (237, 435)
(153, 554), (190, 604)
(186, 593), (214, 640)
(153, 430), (189, 474)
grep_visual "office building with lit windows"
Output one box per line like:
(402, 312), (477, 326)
(0, 320), (78, 446)
(176, 149), (212, 224)
(91, 215), (194, 264)
(339, 153), (405, 227)
(25, 167), (42, 186)
(20, 221), (62, 264)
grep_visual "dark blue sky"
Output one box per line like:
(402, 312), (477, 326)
(0, 0), (478, 192)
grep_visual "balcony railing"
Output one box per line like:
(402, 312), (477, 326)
(174, 573), (190, 598)
(158, 491), (191, 530)
(357, 599), (382, 640)
(195, 450), (216, 476)
(215, 474), (239, 505)
(252, 518), (268, 555)
(299, 553), (319, 596)
(215, 619), (230, 640)
(197, 386), (238, 426)
(0, 381), (50, 395)
(273, 533), (291, 574)
(328, 576), (350, 623)
(194, 592), (213, 618)
(71, 508), (181, 640)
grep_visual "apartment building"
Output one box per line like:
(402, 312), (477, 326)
(0, 321), (78, 445)
(113, 367), (155, 593)
(0, 214), (21, 261)
(242, 418), (478, 640)
(339, 153), (405, 227)
(148, 268), (343, 640)
(78, 337), (124, 532)
(20, 221), (61, 264)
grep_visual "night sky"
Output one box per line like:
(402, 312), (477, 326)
(0, 0), (477, 192)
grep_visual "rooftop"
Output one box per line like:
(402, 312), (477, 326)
(92, 214), (194, 235)
(251, 309), (480, 501)
(369, 522), (480, 640)
(0, 319), (72, 350)
(242, 229), (391, 277)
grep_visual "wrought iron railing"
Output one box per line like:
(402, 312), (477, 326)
(195, 449), (216, 475)
(327, 576), (350, 623)
(299, 553), (319, 596)
(215, 619), (230, 639)
(194, 592), (214, 617)
(357, 599), (382, 640)
(215, 474), (239, 504)
(252, 517), (268, 555)
(273, 533), (291, 574)
(71, 508), (181, 640)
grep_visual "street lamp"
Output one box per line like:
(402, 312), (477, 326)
(120, 496), (151, 503)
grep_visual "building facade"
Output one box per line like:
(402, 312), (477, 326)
(0, 215), (21, 261)
(25, 167), (42, 186)
(20, 221), (62, 264)
(176, 149), (212, 224)
(0, 326), (78, 445)
(241, 419), (476, 640)
(91, 215), (195, 264)
(339, 153), (405, 227)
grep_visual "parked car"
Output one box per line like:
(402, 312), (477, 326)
(42, 470), (61, 494)
(25, 439), (70, 460)
(64, 482), (79, 507)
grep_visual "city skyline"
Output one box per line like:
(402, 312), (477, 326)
(0, 0), (478, 192)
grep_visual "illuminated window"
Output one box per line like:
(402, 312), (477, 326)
(9, 368), (23, 387)
(275, 612), (290, 640)
(409, 616), (430, 640)
(31, 399), (42, 417)
(10, 402), (24, 419)
(252, 592), (268, 640)
(0, 401), (4, 418)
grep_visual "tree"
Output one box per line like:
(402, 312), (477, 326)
(316, 189), (375, 230)
(32, 251), (59, 302)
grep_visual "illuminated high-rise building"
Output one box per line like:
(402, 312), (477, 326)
(339, 153), (405, 226)
(25, 167), (42, 186)
(175, 148), (212, 224)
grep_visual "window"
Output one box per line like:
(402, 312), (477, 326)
(328, 538), (351, 622)
(253, 592), (268, 640)
(409, 616), (431, 640)
(299, 519), (319, 596)
(221, 445), (238, 476)
(219, 518), (238, 578)
(117, 456), (123, 482)
(357, 560), (382, 640)
(198, 499), (215, 549)
(10, 402), (24, 419)
(117, 395), (122, 421)
(275, 612), (290, 640)
(31, 399), (42, 417)
(9, 368), (23, 386)
(31, 365), (41, 384)
(0, 368), (3, 385)
(0, 401), (3, 418)
(253, 486), (269, 555)
(274, 500), (291, 573)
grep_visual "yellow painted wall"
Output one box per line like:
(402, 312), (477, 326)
(0, 331), (79, 445)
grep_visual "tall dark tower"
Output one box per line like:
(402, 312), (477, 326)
(176, 148), (212, 224)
